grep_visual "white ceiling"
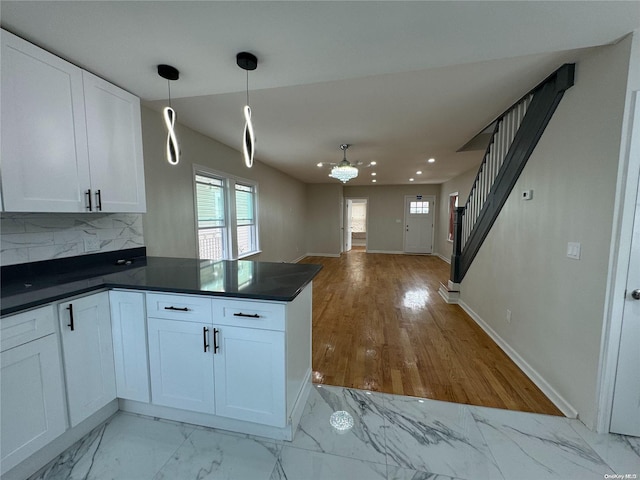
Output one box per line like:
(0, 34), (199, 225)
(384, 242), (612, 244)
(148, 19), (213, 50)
(2, 1), (639, 185)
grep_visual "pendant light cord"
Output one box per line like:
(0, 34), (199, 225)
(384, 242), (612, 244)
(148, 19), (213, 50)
(246, 69), (250, 106)
(167, 79), (172, 108)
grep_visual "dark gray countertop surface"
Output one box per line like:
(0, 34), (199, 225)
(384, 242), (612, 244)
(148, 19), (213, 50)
(1, 256), (322, 316)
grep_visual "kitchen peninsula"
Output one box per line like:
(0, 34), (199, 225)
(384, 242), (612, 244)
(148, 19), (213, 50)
(0, 248), (321, 479)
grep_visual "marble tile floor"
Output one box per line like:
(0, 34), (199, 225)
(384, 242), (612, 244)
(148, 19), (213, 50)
(29, 385), (639, 480)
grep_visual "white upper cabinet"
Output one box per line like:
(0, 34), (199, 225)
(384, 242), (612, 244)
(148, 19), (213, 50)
(0, 29), (146, 213)
(83, 71), (146, 213)
(1, 29), (90, 212)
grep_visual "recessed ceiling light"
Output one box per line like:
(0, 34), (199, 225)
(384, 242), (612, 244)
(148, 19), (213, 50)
(317, 162), (323, 167)
(409, 178), (415, 182)
(371, 172), (376, 176)
(416, 170), (422, 175)
(427, 158), (435, 163)
(370, 161), (377, 166)
(372, 179), (377, 183)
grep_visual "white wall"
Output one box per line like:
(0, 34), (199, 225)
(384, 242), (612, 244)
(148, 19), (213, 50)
(436, 166), (477, 261)
(459, 38), (633, 428)
(344, 184), (440, 253)
(305, 184), (343, 256)
(141, 106), (307, 262)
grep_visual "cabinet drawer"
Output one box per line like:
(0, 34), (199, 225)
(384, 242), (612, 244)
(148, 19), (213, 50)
(214, 299), (285, 331)
(146, 293), (212, 322)
(1, 305), (56, 352)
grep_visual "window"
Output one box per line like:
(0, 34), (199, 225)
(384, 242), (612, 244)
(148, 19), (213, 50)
(235, 183), (257, 256)
(196, 175), (226, 260)
(409, 201), (430, 214)
(195, 167), (259, 260)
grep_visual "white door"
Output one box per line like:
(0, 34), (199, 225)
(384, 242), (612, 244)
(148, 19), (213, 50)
(214, 326), (286, 427)
(1, 335), (67, 475)
(83, 71), (146, 213)
(344, 199), (353, 252)
(610, 148), (640, 437)
(1, 30), (90, 212)
(147, 317), (215, 414)
(59, 292), (116, 427)
(110, 291), (149, 403)
(404, 195), (434, 254)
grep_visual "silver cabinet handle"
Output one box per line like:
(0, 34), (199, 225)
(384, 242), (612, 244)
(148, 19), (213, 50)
(631, 289), (640, 300)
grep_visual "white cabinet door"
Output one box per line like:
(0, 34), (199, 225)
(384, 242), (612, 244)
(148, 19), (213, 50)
(1, 29), (90, 212)
(0, 334), (67, 475)
(59, 292), (116, 427)
(214, 326), (286, 427)
(110, 291), (149, 403)
(83, 71), (146, 213)
(147, 318), (215, 414)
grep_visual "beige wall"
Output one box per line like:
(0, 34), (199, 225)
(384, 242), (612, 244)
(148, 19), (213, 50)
(459, 38), (633, 428)
(141, 106), (307, 262)
(305, 184), (343, 255)
(436, 166), (477, 261)
(344, 184), (440, 252)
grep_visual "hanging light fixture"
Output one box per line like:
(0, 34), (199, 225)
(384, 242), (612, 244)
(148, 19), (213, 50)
(329, 144), (359, 183)
(157, 64), (180, 165)
(236, 52), (258, 168)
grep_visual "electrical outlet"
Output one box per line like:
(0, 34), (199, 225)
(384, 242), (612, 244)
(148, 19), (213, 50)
(84, 237), (100, 252)
(506, 309), (512, 323)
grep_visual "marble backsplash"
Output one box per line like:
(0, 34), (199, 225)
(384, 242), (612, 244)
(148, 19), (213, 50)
(0, 213), (144, 266)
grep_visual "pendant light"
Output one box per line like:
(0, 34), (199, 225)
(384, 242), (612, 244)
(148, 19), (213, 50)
(236, 52), (258, 168)
(329, 144), (359, 183)
(157, 64), (180, 165)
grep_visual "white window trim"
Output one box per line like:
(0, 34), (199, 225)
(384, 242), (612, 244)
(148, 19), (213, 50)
(193, 164), (260, 260)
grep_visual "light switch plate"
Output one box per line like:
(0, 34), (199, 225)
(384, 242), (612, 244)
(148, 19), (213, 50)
(567, 242), (581, 260)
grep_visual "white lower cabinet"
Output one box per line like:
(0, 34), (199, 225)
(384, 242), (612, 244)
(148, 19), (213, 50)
(58, 292), (116, 427)
(213, 326), (286, 427)
(0, 306), (66, 476)
(147, 317), (215, 414)
(110, 291), (149, 402)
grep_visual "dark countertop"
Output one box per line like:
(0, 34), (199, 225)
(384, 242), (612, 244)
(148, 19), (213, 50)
(1, 254), (322, 317)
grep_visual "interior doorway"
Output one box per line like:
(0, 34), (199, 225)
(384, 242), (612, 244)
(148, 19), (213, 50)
(343, 198), (368, 252)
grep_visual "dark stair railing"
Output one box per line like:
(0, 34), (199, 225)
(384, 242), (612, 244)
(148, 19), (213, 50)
(451, 63), (575, 284)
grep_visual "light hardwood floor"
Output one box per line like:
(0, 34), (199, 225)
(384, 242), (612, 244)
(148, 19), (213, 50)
(299, 250), (562, 416)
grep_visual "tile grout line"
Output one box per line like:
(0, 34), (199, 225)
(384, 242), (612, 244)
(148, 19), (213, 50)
(457, 404), (507, 480)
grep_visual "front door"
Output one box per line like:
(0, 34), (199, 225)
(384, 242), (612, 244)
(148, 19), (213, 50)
(403, 195), (434, 254)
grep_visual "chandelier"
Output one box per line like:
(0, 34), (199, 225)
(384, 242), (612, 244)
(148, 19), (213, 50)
(329, 144), (358, 183)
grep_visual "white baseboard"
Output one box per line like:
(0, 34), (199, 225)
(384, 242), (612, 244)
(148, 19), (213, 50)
(366, 250), (405, 254)
(436, 253), (451, 264)
(305, 253), (340, 258)
(438, 284), (460, 304)
(291, 254), (308, 263)
(458, 300), (579, 419)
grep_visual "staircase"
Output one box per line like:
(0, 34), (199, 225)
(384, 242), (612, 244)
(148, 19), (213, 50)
(450, 64), (575, 284)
